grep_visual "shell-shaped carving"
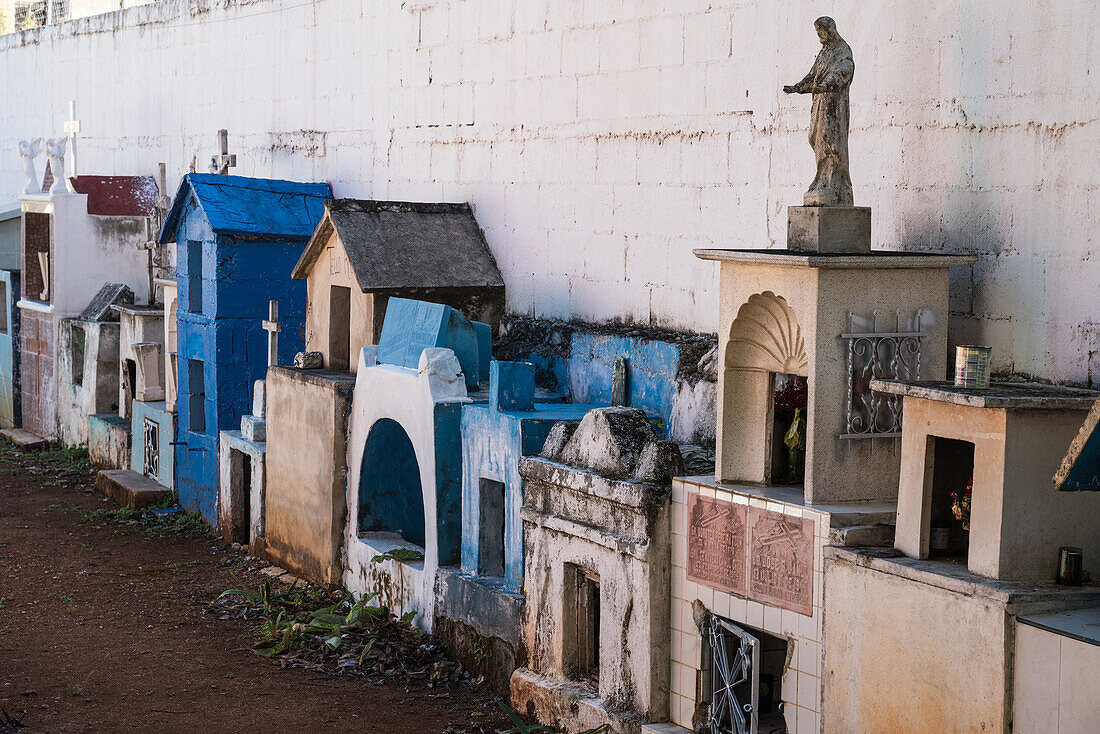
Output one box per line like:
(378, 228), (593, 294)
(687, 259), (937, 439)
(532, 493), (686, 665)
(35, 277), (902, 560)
(725, 291), (808, 375)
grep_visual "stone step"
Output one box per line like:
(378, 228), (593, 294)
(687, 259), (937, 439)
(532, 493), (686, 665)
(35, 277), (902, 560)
(96, 469), (172, 510)
(0, 428), (50, 452)
(829, 523), (896, 548)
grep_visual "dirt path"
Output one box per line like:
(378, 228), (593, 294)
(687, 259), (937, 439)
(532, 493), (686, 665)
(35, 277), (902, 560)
(0, 445), (510, 733)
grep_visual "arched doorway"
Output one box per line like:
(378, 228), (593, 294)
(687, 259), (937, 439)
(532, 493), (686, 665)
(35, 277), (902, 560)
(719, 291), (809, 485)
(358, 418), (425, 546)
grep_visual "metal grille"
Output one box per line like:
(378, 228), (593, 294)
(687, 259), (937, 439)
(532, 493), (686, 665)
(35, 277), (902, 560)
(841, 309), (925, 441)
(708, 616), (759, 734)
(142, 418), (159, 481)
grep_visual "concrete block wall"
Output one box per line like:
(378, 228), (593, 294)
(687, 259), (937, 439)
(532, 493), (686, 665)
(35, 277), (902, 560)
(0, 2), (1098, 385)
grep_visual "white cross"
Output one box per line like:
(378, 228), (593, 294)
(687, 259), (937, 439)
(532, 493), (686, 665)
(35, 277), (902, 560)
(64, 100), (81, 189)
(262, 300), (281, 367)
(139, 163), (173, 304)
(210, 129), (236, 175)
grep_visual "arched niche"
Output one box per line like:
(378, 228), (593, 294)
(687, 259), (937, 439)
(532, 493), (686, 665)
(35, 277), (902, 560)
(720, 292), (809, 485)
(358, 418), (426, 547)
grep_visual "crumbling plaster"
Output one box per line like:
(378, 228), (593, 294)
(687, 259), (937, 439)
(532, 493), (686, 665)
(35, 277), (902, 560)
(1, 2), (1096, 384)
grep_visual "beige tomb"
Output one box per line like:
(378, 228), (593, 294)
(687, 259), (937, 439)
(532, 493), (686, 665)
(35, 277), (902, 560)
(693, 249), (974, 504)
(876, 379), (1100, 581)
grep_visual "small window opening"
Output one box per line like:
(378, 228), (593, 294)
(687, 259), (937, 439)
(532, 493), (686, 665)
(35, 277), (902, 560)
(123, 359), (137, 418)
(565, 564), (600, 685)
(477, 478), (506, 577)
(187, 358), (205, 434)
(187, 240), (203, 313)
(71, 325), (86, 387)
(0, 281), (8, 335)
(705, 616), (788, 734)
(328, 285), (352, 370)
(771, 373), (808, 485)
(227, 448), (252, 545)
(142, 417), (160, 481)
(926, 436), (974, 563)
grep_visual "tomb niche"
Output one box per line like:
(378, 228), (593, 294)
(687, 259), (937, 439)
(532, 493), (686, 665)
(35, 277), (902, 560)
(262, 200), (504, 581)
(340, 298), (491, 631)
(660, 18), (980, 733)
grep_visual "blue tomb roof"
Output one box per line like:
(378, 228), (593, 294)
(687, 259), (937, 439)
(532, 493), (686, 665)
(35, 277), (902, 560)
(160, 174), (332, 243)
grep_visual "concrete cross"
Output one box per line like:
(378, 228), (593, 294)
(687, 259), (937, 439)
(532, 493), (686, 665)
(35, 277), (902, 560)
(262, 300), (281, 367)
(210, 129), (236, 175)
(138, 163), (172, 304)
(63, 100), (81, 190)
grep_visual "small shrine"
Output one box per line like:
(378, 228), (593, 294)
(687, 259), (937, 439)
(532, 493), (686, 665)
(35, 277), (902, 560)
(511, 407), (683, 733)
(157, 173), (330, 523)
(341, 298), (491, 627)
(289, 199), (504, 370)
(56, 283), (133, 447)
(18, 170), (158, 440)
(824, 380), (1100, 733)
(264, 199), (503, 577)
(655, 18), (976, 733)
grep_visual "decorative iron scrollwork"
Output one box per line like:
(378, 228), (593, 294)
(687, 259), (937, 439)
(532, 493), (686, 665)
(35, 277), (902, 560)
(841, 309), (926, 441)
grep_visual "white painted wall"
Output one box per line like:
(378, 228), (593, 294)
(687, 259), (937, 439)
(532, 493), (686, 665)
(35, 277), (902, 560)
(1, 0), (1097, 385)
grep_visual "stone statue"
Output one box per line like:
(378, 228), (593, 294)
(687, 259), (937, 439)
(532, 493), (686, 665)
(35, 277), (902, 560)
(783, 17), (855, 207)
(19, 138), (43, 195)
(45, 136), (69, 195)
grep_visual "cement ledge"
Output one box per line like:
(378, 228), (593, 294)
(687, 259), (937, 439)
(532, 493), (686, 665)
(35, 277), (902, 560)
(519, 456), (668, 511)
(519, 506), (653, 560)
(826, 546), (1100, 612)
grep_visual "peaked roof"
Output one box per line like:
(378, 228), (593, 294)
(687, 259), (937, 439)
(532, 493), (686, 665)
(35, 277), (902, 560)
(159, 173), (332, 243)
(69, 176), (158, 217)
(291, 199), (504, 292)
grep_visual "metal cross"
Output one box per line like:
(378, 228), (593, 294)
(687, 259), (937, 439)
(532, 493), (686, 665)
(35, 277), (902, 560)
(210, 129), (236, 175)
(262, 300), (281, 367)
(63, 100), (81, 186)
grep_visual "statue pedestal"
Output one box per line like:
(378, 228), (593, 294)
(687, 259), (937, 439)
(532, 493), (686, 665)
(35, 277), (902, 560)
(787, 206), (870, 253)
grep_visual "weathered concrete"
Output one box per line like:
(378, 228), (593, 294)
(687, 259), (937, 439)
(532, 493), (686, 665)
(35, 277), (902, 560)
(695, 249), (972, 503)
(0, 427), (48, 451)
(823, 546), (1100, 734)
(513, 456), (670, 732)
(1, 3), (1098, 386)
(218, 429), (266, 548)
(263, 366), (354, 584)
(56, 318), (120, 447)
(96, 468), (172, 509)
(886, 383), (1099, 581)
(343, 345), (473, 630)
(87, 412), (130, 470)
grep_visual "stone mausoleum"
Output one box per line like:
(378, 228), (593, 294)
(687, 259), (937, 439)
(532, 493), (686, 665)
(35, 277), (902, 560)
(18, 175), (157, 441)
(343, 298), (491, 628)
(824, 379), (1100, 733)
(262, 199), (504, 580)
(157, 173), (330, 523)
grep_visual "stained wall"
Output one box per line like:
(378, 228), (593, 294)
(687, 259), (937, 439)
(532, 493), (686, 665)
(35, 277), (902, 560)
(0, 2), (1096, 384)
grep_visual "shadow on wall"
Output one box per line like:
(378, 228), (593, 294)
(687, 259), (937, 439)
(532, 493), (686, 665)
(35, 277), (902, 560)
(358, 417), (425, 547)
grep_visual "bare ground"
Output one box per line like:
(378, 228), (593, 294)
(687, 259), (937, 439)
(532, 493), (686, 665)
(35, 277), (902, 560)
(0, 443), (512, 734)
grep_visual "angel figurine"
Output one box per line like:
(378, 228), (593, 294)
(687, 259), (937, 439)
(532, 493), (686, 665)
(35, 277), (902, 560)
(45, 136), (69, 195)
(19, 138), (43, 195)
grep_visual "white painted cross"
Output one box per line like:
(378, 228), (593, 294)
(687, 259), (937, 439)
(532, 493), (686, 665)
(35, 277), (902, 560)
(262, 300), (281, 367)
(210, 129), (236, 175)
(63, 100), (81, 191)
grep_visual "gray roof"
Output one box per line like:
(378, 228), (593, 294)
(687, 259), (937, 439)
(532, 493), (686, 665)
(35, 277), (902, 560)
(292, 200), (504, 292)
